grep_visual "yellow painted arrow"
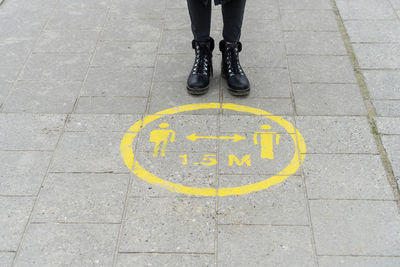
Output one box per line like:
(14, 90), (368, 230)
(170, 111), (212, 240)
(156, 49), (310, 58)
(187, 133), (246, 142)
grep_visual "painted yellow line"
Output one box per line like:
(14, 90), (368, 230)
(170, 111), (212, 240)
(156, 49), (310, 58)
(186, 133), (246, 142)
(120, 103), (307, 197)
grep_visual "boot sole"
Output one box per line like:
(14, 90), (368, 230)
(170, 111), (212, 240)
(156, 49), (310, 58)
(221, 73), (250, 97)
(187, 85), (209, 95)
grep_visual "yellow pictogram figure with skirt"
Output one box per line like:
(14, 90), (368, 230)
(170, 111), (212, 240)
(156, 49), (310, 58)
(253, 125), (280, 159)
(149, 123), (176, 157)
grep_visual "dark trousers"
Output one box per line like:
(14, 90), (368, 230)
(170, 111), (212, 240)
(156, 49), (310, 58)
(186, 0), (246, 43)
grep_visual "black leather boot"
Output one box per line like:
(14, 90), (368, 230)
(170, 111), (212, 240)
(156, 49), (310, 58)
(187, 38), (214, 95)
(219, 40), (250, 96)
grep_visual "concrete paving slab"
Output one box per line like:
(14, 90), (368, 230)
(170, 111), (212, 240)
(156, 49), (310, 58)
(353, 44), (400, 69)
(310, 200), (400, 255)
(373, 100), (400, 116)
(295, 116), (378, 154)
(50, 132), (128, 173)
(119, 197), (215, 253)
(284, 31), (347, 56)
(34, 30), (99, 53)
(0, 113), (66, 150)
(75, 96), (147, 114)
(46, 8), (108, 31)
(15, 223), (119, 267)
(92, 41), (157, 67)
(336, 0), (396, 19)
(281, 10), (338, 31)
(279, 0), (332, 10)
(81, 67), (154, 97)
(288, 55), (356, 83)
(65, 114), (142, 132)
(303, 154), (394, 200)
(293, 83), (366, 116)
(0, 197), (34, 251)
(101, 18), (163, 41)
(32, 173), (128, 223)
(363, 70), (400, 99)
(217, 225), (315, 266)
(110, 0), (166, 19)
(318, 256), (400, 267)
(0, 253), (14, 267)
(0, 151), (52, 196)
(381, 135), (400, 177)
(116, 253), (215, 267)
(3, 81), (81, 113)
(375, 117), (400, 134)
(344, 20), (400, 43)
(218, 176), (308, 225)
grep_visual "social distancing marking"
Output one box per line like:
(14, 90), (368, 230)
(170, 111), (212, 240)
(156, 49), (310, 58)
(120, 103), (307, 196)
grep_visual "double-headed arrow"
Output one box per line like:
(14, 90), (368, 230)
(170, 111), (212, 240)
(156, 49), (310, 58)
(187, 133), (246, 142)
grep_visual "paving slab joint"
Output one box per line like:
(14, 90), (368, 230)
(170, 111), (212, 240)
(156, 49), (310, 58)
(331, 0), (400, 208)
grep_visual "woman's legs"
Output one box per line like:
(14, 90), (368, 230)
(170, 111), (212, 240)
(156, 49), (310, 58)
(186, 0), (212, 42)
(222, 0), (246, 43)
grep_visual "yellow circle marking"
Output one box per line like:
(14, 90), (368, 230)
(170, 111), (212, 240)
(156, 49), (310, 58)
(120, 103), (307, 196)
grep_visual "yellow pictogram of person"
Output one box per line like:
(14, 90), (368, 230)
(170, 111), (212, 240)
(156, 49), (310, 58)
(149, 123), (176, 157)
(253, 125), (280, 160)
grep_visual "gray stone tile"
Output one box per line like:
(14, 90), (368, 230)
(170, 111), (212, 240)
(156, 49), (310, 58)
(0, 197), (35, 251)
(46, 8), (108, 30)
(241, 20), (282, 42)
(218, 225), (315, 266)
(92, 41), (157, 67)
(75, 96), (147, 114)
(218, 176), (308, 225)
(0, 40), (34, 67)
(288, 56), (356, 83)
(148, 81), (220, 115)
(159, 29), (195, 54)
(15, 223), (119, 267)
(3, 81), (81, 113)
(116, 253), (214, 267)
(110, 0), (166, 19)
(119, 198), (215, 253)
(0, 252), (14, 267)
(279, 0), (331, 9)
(363, 70), (400, 99)
(310, 200), (400, 255)
(34, 30), (99, 53)
(381, 135), (400, 177)
(391, 0), (400, 8)
(0, 81), (13, 109)
(0, 17), (45, 40)
(32, 173), (128, 223)
(295, 116), (378, 154)
(293, 83), (366, 115)
(281, 10), (338, 31)
(50, 132), (128, 173)
(129, 173), (181, 197)
(373, 100), (400, 116)
(222, 97), (294, 116)
(65, 114), (142, 132)
(0, 151), (52, 196)
(344, 21), (400, 43)
(102, 18), (163, 41)
(336, 0), (396, 19)
(241, 42), (286, 68)
(245, 3), (279, 20)
(0, 114), (66, 150)
(318, 256), (400, 267)
(284, 31), (347, 55)
(0, 67), (20, 83)
(20, 53), (91, 81)
(58, 0), (112, 9)
(303, 154), (394, 200)
(218, 132), (299, 175)
(154, 54), (194, 82)
(219, 114), (296, 133)
(375, 117), (400, 134)
(223, 68), (291, 98)
(165, 8), (191, 30)
(82, 67), (153, 97)
(353, 44), (400, 69)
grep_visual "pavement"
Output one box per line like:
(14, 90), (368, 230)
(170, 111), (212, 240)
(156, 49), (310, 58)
(1, 0), (400, 266)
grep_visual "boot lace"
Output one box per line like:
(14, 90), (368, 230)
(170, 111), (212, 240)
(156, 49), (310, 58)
(226, 46), (244, 77)
(192, 44), (211, 76)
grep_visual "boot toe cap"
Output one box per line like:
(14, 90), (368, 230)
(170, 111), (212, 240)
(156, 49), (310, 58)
(228, 75), (250, 91)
